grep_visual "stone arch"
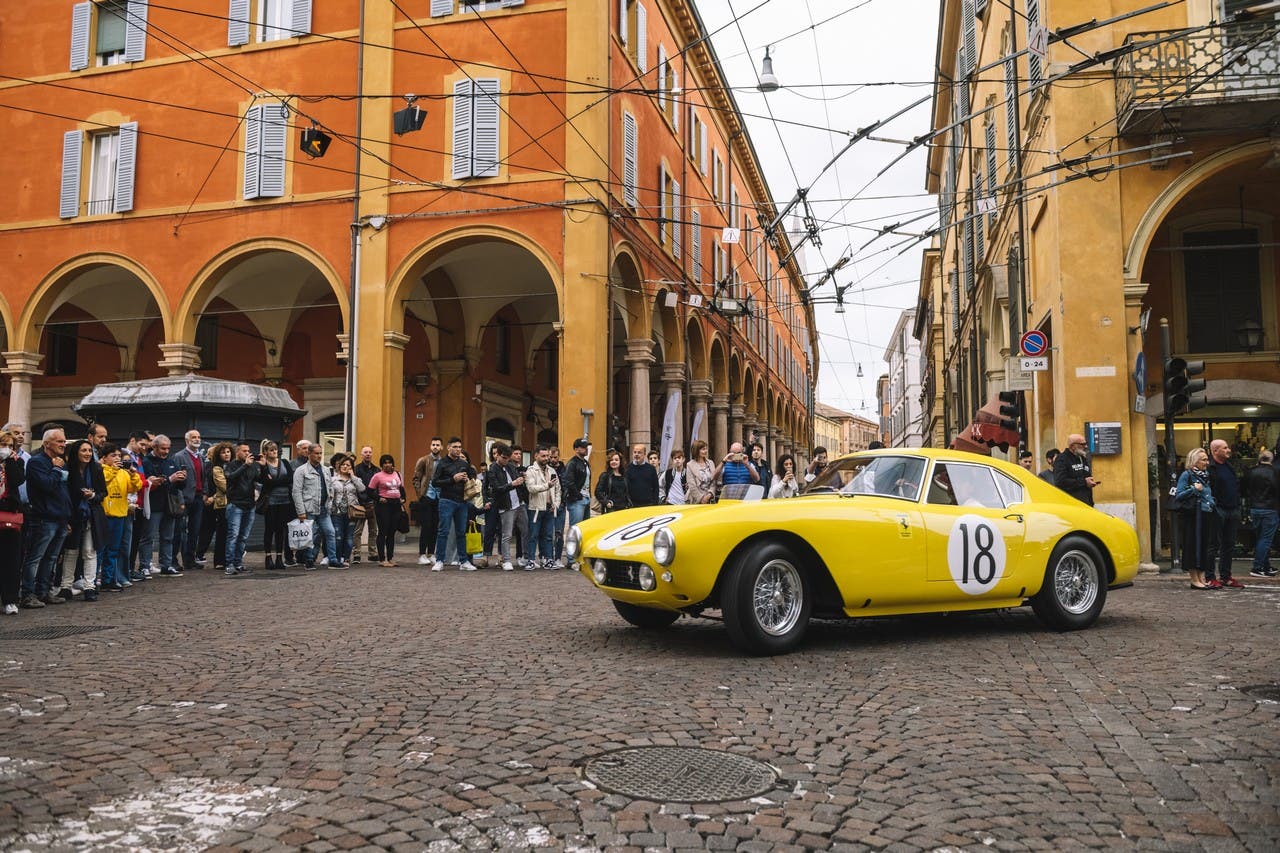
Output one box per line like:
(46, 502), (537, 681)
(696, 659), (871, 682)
(1125, 139), (1273, 282)
(178, 237), (347, 343)
(0, 292), (14, 353)
(685, 317), (708, 380)
(607, 243), (648, 342)
(709, 335), (729, 394)
(17, 253), (172, 353)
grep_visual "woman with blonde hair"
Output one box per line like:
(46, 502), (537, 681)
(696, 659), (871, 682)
(1174, 447), (1215, 589)
(0, 430), (27, 614)
(684, 440), (716, 505)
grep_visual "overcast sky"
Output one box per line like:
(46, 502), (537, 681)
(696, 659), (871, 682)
(694, 0), (939, 420)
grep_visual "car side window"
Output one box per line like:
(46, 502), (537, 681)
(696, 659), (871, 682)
(928, 463), (1005, 509)
(994, 471), (1024, 507)
(926, 465), (958, 506)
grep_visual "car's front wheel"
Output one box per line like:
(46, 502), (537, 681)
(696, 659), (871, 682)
(721, 542), (811, 655)
(1031, 535), (1107, 630)
(612, 600), (679, 629)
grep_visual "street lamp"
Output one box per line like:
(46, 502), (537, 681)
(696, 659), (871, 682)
(756, 46), (780, 93)
(1235, 318), (1265, 353)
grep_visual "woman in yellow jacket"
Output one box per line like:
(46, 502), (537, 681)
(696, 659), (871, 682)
(96, 443), (144, 599)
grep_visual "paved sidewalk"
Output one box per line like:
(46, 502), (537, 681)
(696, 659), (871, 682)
(1, 557), (1277, 851)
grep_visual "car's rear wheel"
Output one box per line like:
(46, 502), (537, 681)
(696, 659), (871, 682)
(1031, 535), (1107, 631)
(612, 600), (679, 629)
(722, 542), (811, 655)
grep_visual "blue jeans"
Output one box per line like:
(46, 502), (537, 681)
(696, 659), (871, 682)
(99, 516), (130, 586)
(1251, 508), (1278, 570)
(526, 506), (555, 561)
(22, 519), (70, 598)
(434, 498), (468, 561)
(304, 513), (336, 564)
(145, 511), (178, 571)
(553, 504), (567, 559)
(332, 513), (351, 562)
(567, 497), (590, 527)
(225, 504), (255, 567)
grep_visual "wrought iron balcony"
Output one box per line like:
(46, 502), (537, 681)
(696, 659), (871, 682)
(84, 197), (116, 216)
(1115, 23), (1280, 136)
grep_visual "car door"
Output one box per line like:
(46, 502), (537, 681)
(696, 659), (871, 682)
(920, 460), (1029, 602)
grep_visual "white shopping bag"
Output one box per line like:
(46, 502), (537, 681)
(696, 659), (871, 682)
(287, 518), (314, 549)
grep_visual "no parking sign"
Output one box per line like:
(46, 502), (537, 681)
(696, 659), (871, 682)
(1020, 330), (1049, 358)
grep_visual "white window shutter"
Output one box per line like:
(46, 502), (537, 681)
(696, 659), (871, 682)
(656, 44), (667, 113)
(60, 130), (83, 219)
(619, 0), (628, 44)
(691, 209), (702, 281)
(124, 0), (149, 62)
(472, 78), (501, 178)
(501, 0), (525, 7)
(259, 102), (287, 197)
(636, 3), (648, 72)
(452, 79), (473, 179)
(622, 112), (638, 208)
(291, 0), (312, 35)
(70, 3), (91, 71)
(699, 121), (707, 175)
(228, 0), (250, 46)
(432, 0), (453, 17)
(658, 163), (668, 244)
(671, 179), (681, 258)
(114, 122), (138, 213)
(672, 69), (679, 132)
(962, 0), (976, 78)
(243, 105), (261, 199)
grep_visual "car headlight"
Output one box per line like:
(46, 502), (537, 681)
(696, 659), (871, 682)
(592, 559), (608, 584)
(565, 526), (582, 561)
(638, 564), (656, 591)
(652, 527), (676, 566)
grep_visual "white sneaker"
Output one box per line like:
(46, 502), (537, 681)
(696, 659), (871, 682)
(2, 603), (17, 615)
(547, 560), (562, 571)
(459, 561), (478, 572)
(417, 554), (430, 565)
(317, 557), (329, 567)
(72, 578), (89, 592)
(430, 561), (444, 572)
(523, 560), (537, 571)
(502, 561), (513, 571)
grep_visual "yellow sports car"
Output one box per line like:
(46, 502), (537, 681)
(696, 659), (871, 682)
(565, 448), (1139, 655)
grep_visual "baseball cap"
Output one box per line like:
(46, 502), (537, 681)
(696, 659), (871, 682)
(572, 438), (590, 449)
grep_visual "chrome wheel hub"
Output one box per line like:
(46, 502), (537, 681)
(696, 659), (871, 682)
(752, 559), (803, 636)
(1054, 550), (1100, 614)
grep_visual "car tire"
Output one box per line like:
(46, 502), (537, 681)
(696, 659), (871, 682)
(721, 542), (812, 655)
(1031, 535), (1108, 631)
(612, 600), (679, 629)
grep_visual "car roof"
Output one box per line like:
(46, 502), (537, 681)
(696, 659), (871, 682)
(835, 447), (1028, 478)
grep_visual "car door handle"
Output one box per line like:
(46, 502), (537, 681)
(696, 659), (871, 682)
(1004, 513), (1024, 523)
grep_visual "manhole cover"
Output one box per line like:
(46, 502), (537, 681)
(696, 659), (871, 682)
(1242, 684), (1280, 702)
(0, 625), (114, 641)
(582, 746), (779, 803)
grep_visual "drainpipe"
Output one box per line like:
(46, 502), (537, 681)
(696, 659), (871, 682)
(343, 1), (367, 448)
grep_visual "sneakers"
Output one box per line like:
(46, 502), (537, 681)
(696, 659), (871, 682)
(430, 561), (444, 572)
(83, 590), (98, 602)
(2, 603), (17, 615)
(283, 558), (299, 568)
(546, 560), (562, 571)
(502, 561), (513, 571)
(193, 556), (207, 566)
(102, 581), (124, 591)
(1220, 577), (1245, 589)
(459, 561), (477, 571)
(19, 595), (45, 609)
(130, 570), (146, 582)
(72, 578), (90, 592)
(120, 579), (132, 588)
(1250, 566), (1278, 578)
(1203, 579), (1223, 590)
(225, 566), (237, 576)
(41, 593), (66, 605)
(523, 560), (537, 571)
(317, 557), (329, 567)
(418, 554), (431, 565)
(350, 554), (361, 564)
(57, 588), (74, 601)
(159, 568), (183, 577)
(235, 565), (252, 574)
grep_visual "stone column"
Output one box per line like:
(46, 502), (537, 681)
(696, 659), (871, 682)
(158, 343), (202, 376)
(770, 427), (783, 464)
(625, 338), (655, 450)
(2, 351), (43, 436)
(687, 378), (712, 449)
(711, 393), (730, 460)
(660, 362), (687, 456)
(729, 403), (745, 450)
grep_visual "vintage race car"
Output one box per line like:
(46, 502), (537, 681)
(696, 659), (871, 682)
(565, 448), (1139, 655)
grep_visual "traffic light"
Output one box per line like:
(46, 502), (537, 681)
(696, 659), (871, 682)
(1163, 357), (1207, 417)
(997, 390), (1019, 432)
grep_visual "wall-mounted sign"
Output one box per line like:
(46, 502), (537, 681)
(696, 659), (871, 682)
(1086, 422), (1123, 456)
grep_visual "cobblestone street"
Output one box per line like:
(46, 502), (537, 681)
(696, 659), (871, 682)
(1, 559), (1277, 851)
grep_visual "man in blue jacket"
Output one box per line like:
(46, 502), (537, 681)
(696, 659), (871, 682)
(140, 435), (187, 578)
(20, 428), (73, 607)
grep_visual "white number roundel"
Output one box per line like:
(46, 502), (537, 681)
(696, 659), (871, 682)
(597, 514), (681, 550)
(946, 514), (1006, 595)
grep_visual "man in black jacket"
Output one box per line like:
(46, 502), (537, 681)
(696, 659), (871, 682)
(564, 439), (591, 526)
(1052, 434), (1098, 506)
(352, 445), (380, 563)
(625, 444), (660, 506)
(1206, 439), (1244, 588)
(1245, 450), (1278, 578)
(223, 443), (259, 574)
(429, 438), (477, 572)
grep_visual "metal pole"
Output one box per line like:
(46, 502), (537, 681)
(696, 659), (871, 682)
(1160, 317), (1179, 572)
(343, 0), (367, 450)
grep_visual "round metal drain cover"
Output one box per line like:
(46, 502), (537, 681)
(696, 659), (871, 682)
(583, 746), (779, 803)
(1242, 684), (1280, 702)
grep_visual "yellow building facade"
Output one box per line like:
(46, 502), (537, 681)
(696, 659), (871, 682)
(921, 0), (1280, 562)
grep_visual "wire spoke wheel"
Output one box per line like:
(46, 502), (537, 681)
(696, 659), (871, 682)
(1053, 549), (1100, 614)
(751, 559), (804, 636)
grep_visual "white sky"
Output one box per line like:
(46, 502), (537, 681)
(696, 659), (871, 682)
(694, 0), (940, 419)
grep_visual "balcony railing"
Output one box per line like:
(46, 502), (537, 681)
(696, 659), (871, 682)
(1115, 23), (1280, 134)
(84, 197), (116, 216)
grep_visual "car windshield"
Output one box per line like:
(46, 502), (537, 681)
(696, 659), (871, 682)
(805, 455), (927, 501)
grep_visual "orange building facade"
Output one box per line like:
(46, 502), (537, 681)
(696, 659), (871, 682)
(0, 0), (815, 469)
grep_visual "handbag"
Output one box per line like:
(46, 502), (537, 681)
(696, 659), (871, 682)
(395, 505), (410, 534)
(347, 502), (366, 520)
(463, 476), (482, 502)
(166, 489), (187, 518)
(464, 520), (482, 554)
(287, 518), (314, 549)
(0, 510), (23, 530)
